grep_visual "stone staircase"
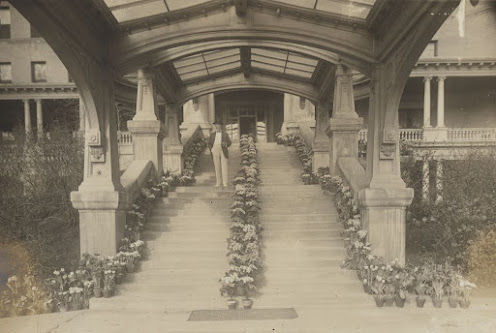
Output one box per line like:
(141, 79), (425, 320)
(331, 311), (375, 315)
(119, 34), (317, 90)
(91, 147), (240, 313)
(255, 142), (370, 308)
(91, 142), (368, 314)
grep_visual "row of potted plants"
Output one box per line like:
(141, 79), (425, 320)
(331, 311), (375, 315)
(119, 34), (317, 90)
(322, 174), (477, 309)
(0, 137), (208, 318)
(219, 134), (262, 310)
(274, 136), (478, 309)
(161, 137), (207, 187)
(275, 133), (319, 185)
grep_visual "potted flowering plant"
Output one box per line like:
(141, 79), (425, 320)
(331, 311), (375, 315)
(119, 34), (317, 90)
(69, 287), (84, 310)
(459, 278), (476, 309)
(428, 264), (446, 308)
(394, 269), (414, 308)
(446, 271), (461, 308)
(220, 271), (240, 310)
(413, 267), (429, 308)
(57, 291), (70, 312)
(103, 270), (116, 298)
(371, 275), (386, 307)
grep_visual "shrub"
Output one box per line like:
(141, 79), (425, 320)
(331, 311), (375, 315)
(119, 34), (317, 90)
(467, 228), (496, 287)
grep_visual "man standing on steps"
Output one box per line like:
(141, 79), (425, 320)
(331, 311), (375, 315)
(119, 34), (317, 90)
(208, 121), (231, 188)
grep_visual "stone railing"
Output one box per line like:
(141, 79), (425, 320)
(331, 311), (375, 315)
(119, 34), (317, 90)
(118, 131), (133, 145)
(181, 124), (204, 153)
(447, 128), (496, 142)
(359, 129), (422, 143)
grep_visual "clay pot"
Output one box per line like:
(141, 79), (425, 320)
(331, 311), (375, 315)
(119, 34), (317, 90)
(459, 299), (470, 309)
(93, 287), (103, 298)
(448, 297), (458, 308)
(374, 295), (385, 307)
(227, 299), (238, 310)
(416, 296), (426, 308)
(432, 298), (443, 308)
(103, 288), (114, 298)
(384, 295), (395, 307)
(362, 284), (373, 295)
(395, 296), (406, 308)
(242, 298), (253, 309)
(126, 262), (135, 273)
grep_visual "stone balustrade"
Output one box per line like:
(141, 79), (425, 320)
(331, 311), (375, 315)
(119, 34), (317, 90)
(358, 127), (496, 144)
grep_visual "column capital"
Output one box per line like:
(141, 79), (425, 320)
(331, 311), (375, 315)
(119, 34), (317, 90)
(423, 76), (433, 82)
(437, 75), (447, 81)
(34, 98), (42, 103)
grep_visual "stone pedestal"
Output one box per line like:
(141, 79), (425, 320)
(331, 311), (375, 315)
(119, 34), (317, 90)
(358, 187), (414, 266)
(327, 117), (363, 175)
(422, 127), (448, 141)
(71, 190), (127, 256)
(127, 120), (165, 179)
(312, 141), (329, 171)
(163, 145), (184, 174)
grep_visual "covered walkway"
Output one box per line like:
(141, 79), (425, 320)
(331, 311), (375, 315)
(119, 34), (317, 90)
(11, 0), (460, 268)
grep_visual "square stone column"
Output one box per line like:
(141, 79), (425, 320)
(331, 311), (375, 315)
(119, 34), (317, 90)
(326, 64), (364, 175)
(181, 94), (213, 139)
(127, 68), (166, 180)
(164, 104), (184, 174)
(359, 65), (414, 266)
(70, 66), (127, 257)
(312, 102), (330, 171)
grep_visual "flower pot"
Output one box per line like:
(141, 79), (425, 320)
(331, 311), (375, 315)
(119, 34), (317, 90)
(103, 289), (114, 298)
(432, 298), (443, 308)
(395, 296), (406, 308)
(459, 299), (470, 309)
(126, 262), (135, 273)
(115, 275), (123, 284)
(416, 296), (426, 308)
(58, 305), (68, 313)
(374, 295), (385, 307)
(93, 287), (103, 298)
(227, 299), (238, 310)
(362, 284), (373, 295)
(384, 295), (395, 307)
(448, 297), (458, 308)
(242, 298), (253, 309)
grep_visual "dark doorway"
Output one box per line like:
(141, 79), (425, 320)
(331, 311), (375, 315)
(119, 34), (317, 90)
(240, 116), (256, 139)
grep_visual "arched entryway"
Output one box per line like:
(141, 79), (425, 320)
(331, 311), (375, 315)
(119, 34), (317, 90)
(10, 0), (461, 263)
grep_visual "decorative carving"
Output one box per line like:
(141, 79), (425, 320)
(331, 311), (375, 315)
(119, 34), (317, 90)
(89, 147), (105, 163)
(192, 98), (199, 111)
(87, 129), (101, 146)
(380, 144), (396, 160)
(382, 128), (398, 144)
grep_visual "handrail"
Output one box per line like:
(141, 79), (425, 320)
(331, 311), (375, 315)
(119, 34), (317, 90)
(448, 128), (496, 142)
(181, 124), (204, 154)
(121, 160), (154, 205)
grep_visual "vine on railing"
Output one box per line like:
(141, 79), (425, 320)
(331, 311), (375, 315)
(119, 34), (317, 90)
(219, 134), (262, 310)
(162, 137), (207, 187)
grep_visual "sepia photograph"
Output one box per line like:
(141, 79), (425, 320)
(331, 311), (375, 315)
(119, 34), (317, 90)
(1, 0), (496, 332)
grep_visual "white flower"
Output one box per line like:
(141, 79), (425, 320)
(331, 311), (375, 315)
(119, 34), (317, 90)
(53, 271), (60, 276)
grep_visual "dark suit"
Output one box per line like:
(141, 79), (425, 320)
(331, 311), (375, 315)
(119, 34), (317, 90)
(208, 131), (232, 158)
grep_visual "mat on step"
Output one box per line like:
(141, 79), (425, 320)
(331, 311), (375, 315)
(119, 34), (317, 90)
(187, 308), (298, 321)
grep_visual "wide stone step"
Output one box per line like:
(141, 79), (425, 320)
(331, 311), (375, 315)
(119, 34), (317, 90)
(145, 239), (227, 250)
(263, 256), (343, 268)
(146, 221), (229, 232)
(140, 257), (227, 270)
(151, 209), (230, 217)
(262, 247), (345, 258)
(259, 207), (336, 214)
(260, 214), (338, 222)
(262, 221), (340, 230)
(147, 216), (231, 224)
(167, 191), (233, 199)
(263, 229), (342, 238)
(174, 186), (234, 193)
(142, 230), (229, 242)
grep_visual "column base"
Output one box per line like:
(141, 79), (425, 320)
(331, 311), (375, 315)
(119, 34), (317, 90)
(71, 190), (127, 257)
(358, 187), (414, 266)
(163, 145), (184, 174)
(312, 140), (330, 172)
(127, 120), (165, 179)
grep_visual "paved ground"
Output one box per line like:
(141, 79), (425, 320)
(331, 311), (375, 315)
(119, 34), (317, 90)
(2, 299), (496, 333)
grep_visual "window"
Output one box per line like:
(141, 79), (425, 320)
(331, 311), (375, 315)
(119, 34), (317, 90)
(0, 62), (12, 82)
(30, 24), (42, 38)
(31, 62), (47, 82)
(0, 6), (11, 39)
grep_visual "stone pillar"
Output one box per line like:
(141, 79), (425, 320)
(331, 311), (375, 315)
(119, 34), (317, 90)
(422, 159), (430, 202)
(281, 93), (297, 135)
(70, 66), (127, 257)
(79, 98), (86, 133)
(327, 64), (364, 175)
(163, 104), (184, 174)
(23, 99), (32, 139)
(436, 159), (443, 203)
(423, 76), (432, 128)
(437, 76), (446, 128)
(358, 65), (414, 266)
(312, 102), (330, 171)
(181, 95), (212, 139)
(35, 99), (44, 140)
(127, 69), (166, 179)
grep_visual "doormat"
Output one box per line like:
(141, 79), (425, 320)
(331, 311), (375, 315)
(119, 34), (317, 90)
(187, 308), (298, 321)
